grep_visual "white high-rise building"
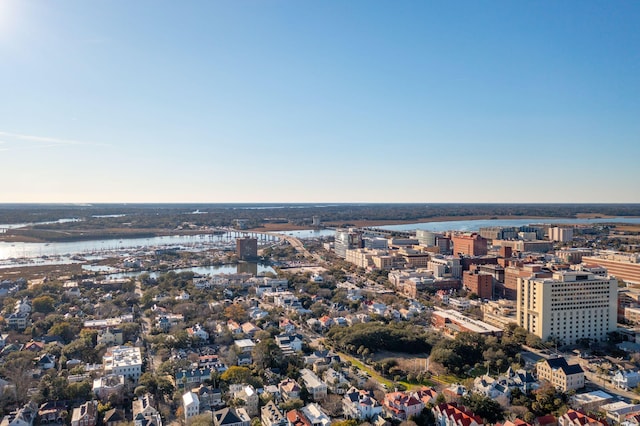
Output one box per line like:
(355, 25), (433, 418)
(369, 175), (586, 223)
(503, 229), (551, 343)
(549, 227), (574, 242)
(517, 269), (617, 345)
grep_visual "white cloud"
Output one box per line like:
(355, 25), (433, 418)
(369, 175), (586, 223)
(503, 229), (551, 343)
(0, 131), (110, 151)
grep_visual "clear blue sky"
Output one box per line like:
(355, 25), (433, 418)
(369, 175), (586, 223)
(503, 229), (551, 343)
(0, 0), (638, 203)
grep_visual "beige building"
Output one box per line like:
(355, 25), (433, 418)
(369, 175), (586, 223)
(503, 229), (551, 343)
(517, 270), (617, 345)
(583, 251), (640, 284)
(536, 357), (584, 391)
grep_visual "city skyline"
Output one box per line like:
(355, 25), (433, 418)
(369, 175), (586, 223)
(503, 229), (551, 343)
(1, 1), (638, 203)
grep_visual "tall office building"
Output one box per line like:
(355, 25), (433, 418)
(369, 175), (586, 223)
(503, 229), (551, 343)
(334, 229), (362, 258)
(237, 237), (258, 261)
(516, 269), (617, 345)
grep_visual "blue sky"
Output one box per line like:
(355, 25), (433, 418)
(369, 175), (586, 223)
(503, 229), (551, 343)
(0, 1), (638, 203)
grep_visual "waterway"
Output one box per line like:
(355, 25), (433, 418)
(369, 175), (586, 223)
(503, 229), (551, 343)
(378, 217), (640, 232)
(0, 229), (333, 261)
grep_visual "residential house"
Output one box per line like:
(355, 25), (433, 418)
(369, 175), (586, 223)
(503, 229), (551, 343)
(192, 384), (223, 410)
(93, 374), (125, 401)
(234, 339), (255, 353)
(432, 402), (484, 426)
(558, 410), (606, 426)
(71, 401), (97, 426)
(300, 403), (331, 426)
(38, 401), (67, 424)
(0, 402), (38, 426)
(212, 408), (250, 426)
(299, 369), (327, 401)
(6, 312), (29, 330)
(23, 341), (45, 352)
(613, 370), (640, 390)
(261, 401), (287, 426)
(343, 387), (383, 420)
(230, 384), (259, 417)
(175, 368), (212, 388)
(413, 387), (438, 405)
(536, 357), (585, 392)
(97, 328), (124, 346)
(175, 291), (190, 301)
(442, 384), (468, 400)
(240, 322), (259, 337)
(279, 378), (301, 402)
(279, 318), (296, 333)
(383, 391), (424, 421)
(182, 391), (200, 423)
(275, 334), (303, 355)
(323, 368), (349, 395)
(286, 410), (312, 426)
(227, 320), (242, 335)
(36, 354), (56, 370)
(186, 324), (209, 341)
(103, 409), (126, 426)
(132, 394), (162, 426)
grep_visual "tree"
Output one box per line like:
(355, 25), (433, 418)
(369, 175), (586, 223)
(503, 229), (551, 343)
(220, 366), (253, 385)
(252, 338), (284, 370)
(32, 296), (56, 314)
(461, 393), (505, 424)
(224, 304), (247, 322)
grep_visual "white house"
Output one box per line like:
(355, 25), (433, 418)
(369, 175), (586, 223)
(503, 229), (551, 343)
(182, 391), (200, 423)
(613, 370), (640, 390)
(343, 387), (383, 420)
(299, 369), (327, 401)
(187, 324), (209, 341)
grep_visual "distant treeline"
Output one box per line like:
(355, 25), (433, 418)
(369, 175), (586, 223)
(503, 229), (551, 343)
(0, 203), (639, 229)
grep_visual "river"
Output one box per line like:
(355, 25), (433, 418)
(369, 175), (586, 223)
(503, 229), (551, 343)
(0, 229), (334, 261)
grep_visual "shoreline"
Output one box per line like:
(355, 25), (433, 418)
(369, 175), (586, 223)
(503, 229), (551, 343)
(0, 213), (637, 243)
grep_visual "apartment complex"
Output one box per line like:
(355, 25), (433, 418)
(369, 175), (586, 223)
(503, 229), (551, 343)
(517, 270), (617, 345)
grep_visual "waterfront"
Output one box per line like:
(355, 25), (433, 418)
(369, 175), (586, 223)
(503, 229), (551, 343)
(0, 229), (333, 261)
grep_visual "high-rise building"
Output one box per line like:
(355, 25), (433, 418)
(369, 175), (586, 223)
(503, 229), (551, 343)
(516, 269), (617, 345)
(451, 233), (488, 257)
(236, 237), (258, 261)
(334, 229), (362, 258)
(549, 227), (574, 242)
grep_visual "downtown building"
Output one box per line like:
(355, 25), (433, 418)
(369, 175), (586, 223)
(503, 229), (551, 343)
(517, 269), (617, 345)
(583, 251), (640, 284)
(334, 229), (362, 259)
